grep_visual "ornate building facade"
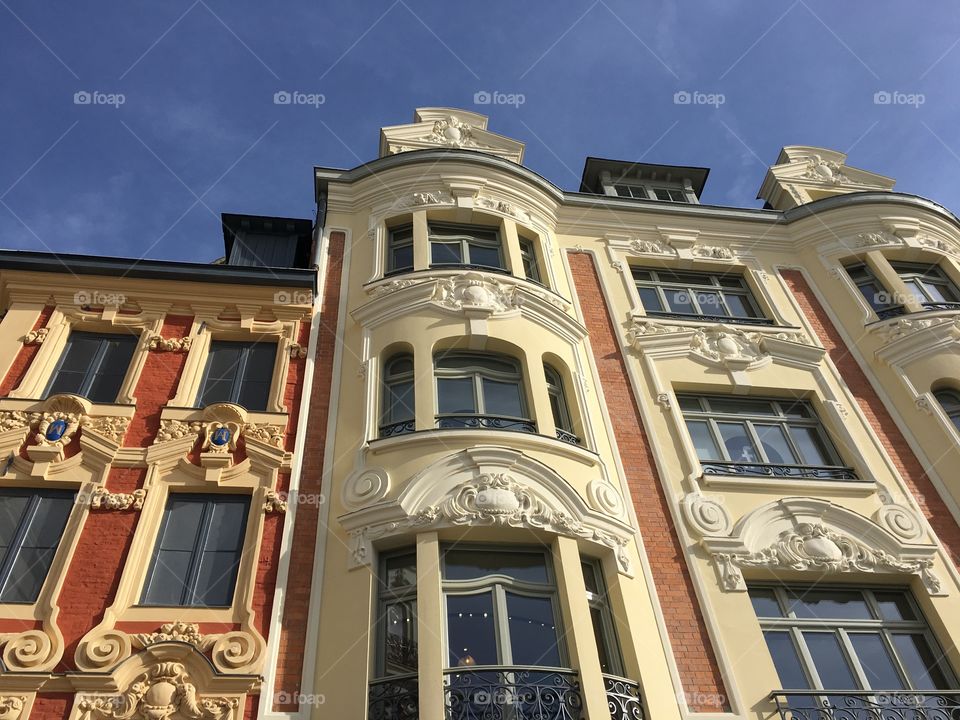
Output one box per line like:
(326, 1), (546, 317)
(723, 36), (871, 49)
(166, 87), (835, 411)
(3, 107), (960, 720)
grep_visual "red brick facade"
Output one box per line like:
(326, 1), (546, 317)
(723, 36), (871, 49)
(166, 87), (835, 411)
(568, 251), (729, 712)
(0, 305), (54, 396)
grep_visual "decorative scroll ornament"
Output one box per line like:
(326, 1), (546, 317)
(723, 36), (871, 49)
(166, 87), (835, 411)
(288, 343), (307, 359)
(1, 629), (54, 670)
(421, 115), (478, 148)
(802, 155), (858, 185)
(855, 230), (901, 248)
(682, 493), (731, 536)
(132, 623), (212, 652)
(0, 696), (25, 720)
(77, 662), (239, 720)
(367, 278), (422, 298)
(83, 415), (131, 444)
(146, 335), (192, 352)
(341, 467), (390, 509)
(412, 190), (453, 206)
(0, 410), (34, 433)
(91, 487), (146, 511)
(21, 327), (48, 345)
(714, 523), (940, 595)
(243, 423), (284, 448)
(625, 319), (684, 348)
(432, 273), (521, 314)
(691, 326), (766, 369)
(691, 245), (734, 259)
(155, 420), (202, 444)
(262, 490), (287, 514)
(629, 238), (670, 255)
(874, 315), (958, 344)
(586, 479), (624, 517)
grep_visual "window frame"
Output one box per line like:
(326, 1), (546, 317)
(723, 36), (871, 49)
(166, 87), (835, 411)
(386, 224), (414, 275)
(140, 493), (251, 608)
(375, 548), (419, 678)
(518, 236), (542, 284)
(196, 339), (278, 411)
(544, 364), (578, 444)
(751, 584), (956, 692)
(0, 488), (75, 604)
(428, 222), (506, 273)
(632, 267), (768, 324)
(434, 352), (534, 432)
(44, 331), (138, 403)
(652, 187), (686, 202)
(890, 262), (960, 305)
(934, 389), (960, 434)
(582, 559), (624, 677)
(380, 353), (416, 437)
(613, 183), (648, 199)
(440, 545), (566, 669)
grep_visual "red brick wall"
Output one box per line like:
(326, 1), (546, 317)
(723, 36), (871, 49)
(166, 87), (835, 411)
(568, 252), (728, 712)
(29, 694), (73, 720)
(273, 231), (345, 710)
(783, 270), (960, 568)
(0, 305), (54, 396)
(125, 315), (193, 447)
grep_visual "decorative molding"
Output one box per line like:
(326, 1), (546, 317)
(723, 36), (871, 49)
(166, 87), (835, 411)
(131, 622), (211, 651)
(824, 400), (849, 418)
(91, 487), (146, 511)
(475, 195), (532, 224)
(243, 423), (285, 448)
(146, 335), (192, 352)
(288, 343), (307, 359)
(916, 395), (934, 415)
(419, 115), (484, 149)
(341, 467), (390, 509)
(21, 327), (48, 345)
(854, 230), (902, 248)
(155, 420), (202, 444)
(0, 696), (26, 720)
(628, 238), (672, 256)
(655, 393), (671, 410)
(801, 155), (860, 185)
(690, 326), (766, 370)
(682, 493), (732, 536)
(0, 410), (34, 434)
(83, 415), (132, 444)
(0, 630), (54, 671)
(432, 272), (521, 314)
(262, 490), (287, 514)
(586, 479), (625, 518)
(691, 244), (735, 260)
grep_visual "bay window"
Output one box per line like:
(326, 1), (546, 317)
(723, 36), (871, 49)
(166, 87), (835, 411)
(633, 268), (768, 324)
(891, 262), (960, 306)
(429, 223), (505, 273)
(380, 353), (415, 437)
(434, 352), (534, 433)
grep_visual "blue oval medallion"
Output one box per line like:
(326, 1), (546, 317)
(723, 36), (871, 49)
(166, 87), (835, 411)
(45, 418), (68, 442)
(211, 426), (232, 446)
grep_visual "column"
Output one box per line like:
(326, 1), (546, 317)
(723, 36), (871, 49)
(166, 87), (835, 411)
(413, 210), (430, 272)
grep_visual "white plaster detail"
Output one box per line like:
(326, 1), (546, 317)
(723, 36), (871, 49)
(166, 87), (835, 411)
(682, 493), (731, 536)
(341, 467), (391, 509)
(90, 487), (146, 511)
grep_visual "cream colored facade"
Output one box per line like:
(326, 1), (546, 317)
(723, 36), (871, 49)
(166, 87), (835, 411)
(272, 108), (960, 720)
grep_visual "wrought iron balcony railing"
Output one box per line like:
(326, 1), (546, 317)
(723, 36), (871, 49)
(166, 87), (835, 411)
(379, 419), (417, 438)
(369, 673), (419, 720)
(444, 666), (584, 720)
(771, 690), (960, 720)
(604, 674), (644, 720)
(646, 310), (775, 326)
(919, 301), (960, 313)
(555, 428), (581, 446)
(876, 302), (960, 321)
(436, 414), (537, 434)
(875, 305), (908, 320)
(430, 262), (512, 275)
(701, 461), (859, 481)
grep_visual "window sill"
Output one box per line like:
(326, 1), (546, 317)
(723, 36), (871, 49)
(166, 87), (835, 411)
(364, 268), (569, 306)
(700, 471), (876, 495)
(644, 311), (776, 326)
(868, 303), (960, 325)
(0, 396), (137, 418)
(630, 310), (800, 333)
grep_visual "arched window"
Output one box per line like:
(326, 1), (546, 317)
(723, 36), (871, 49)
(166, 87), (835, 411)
(935, 389), (960, 433)
(380, 353), (415, 437)
(434, 352), (534, 433)
(544, 364), (578, 445)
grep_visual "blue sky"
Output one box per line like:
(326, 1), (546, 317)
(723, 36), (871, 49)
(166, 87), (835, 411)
(1, 1), (958, 263)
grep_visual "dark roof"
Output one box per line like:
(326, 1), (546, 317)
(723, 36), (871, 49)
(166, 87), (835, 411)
(221, 213), (314, 268)
(579, 157), (710, 198)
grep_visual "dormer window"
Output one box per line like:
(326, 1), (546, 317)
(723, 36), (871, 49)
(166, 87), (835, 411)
(614, 184), (648, 199)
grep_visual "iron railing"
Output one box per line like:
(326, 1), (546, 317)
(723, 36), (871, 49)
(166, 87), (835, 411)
(875, 305), (907, 320)
(604, 674), (644, 720)
(444, 666), (584, 720)
(876, 302), (960, 321)
(430, 263), (511, 275)
(379, 419), (417, 438)
(556, 428), (582, 446)
(646, 311), (775, 326)
(919, 301), (960, 313)
(771, 690), (960, 720)
(369, 673), (419, 720)
(701, 461), (859, 481)
(436, 414), (537, 434)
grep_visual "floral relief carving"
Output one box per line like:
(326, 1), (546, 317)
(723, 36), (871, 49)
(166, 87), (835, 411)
(90, 487), (146, 511)
(77, 662), (239, 720)
(0, 696), (26, 720)
(420, 115), (479, 148)
(629, 238), (670, 255)
(714, 523), (940, 595)
(262, 490), (287, 514)
(83, 415), (132, 444)
(154, 420), (202, 444)
(367, 278), (424, 298)
(432, 272), (521, 314)
(475, 195), (531, 223)
(131, 623), (212, 652)
(874, 315), (958, 344)
(288, 343), (307, 359)
(691, 326), (766, 368)
(854, 230), (901, 248)
(146, 335), (192, 352)
(625, 318), (684, 348)
(0, 410), (34, 434)
(242, 423), (285, 448)
(21, 327), (48, 345)
(691, 245), (734, 260)
(802, 155), (859, 185)
(34, 411), (84, 448)
(412, 190), (452, 206)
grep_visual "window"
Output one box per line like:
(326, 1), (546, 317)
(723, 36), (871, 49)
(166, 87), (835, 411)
(582, 560), (623, 676)
(753, 586), (954, 694)
(0, 490), (74, 603)
(545, 364), (578, 444)
(845, 263), (893, 313)
(891, 262), (960, 306)
(434, 352), (534, 433)
(633, 268), (767, 323)
(679, 395), (855, 480)
(141, 495), (249, 607)
(381, 353), (415, 437)
(614, 184), (647, 199)
(519, 237), (542, 284)
(653, 187), (687, 202)
(377, 551), (418, 676)
(429, 223), (505, 273)
(197, 340), (276, 411)
(934, 389), (960, 433)
(442, 546), (564, 668)
(45, 332), (138, 403)
(387, 225), (414, 275)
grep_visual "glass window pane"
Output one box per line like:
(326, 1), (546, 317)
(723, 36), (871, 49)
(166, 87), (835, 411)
(725, 293), (758, 318)
(717, 422), (760, 463)
(637, 286), (663, 312)
(481, 378), (524, 418)
(874, 592), (916, 622)
(446, 592), (498, 667)
(0, 495), (30, 556)
(803, 631), (860, 689)
(677, 396), (703, 412)
(695, 291), (725, 316)
(581, 562), (599, 596)
(891, 633), (950, 690)
(85, 336), (137, 403)
(857, 282), (889, 311)
(708, 398), (777, 415)
(686, 420), (722, 461)
(383, 554), (417, 590)
(46, 333), (104, 397)
(754, 424), (799, 464)
(763, 631), (810, 688)
(432, 242), (463, 265)
(199, 343), (243, 405)
(788, 589), (872, 620)
(790, 426), (836, 466)
(191, 549), (242, 606)
(664, 288), (695, 314)
(236, 380), (272, 412)
(590, 606), (616, 673)
(749, 588), (783, 617)
(203, 500), (248, 552)
(506, 593), (561, 666)
(391, 243), (413, 272)
(443, 549), (548, 584)
(468, 243), (503, 270)
(848, 633), (905, 690)
(903, 279), (928, 304)
(438, 378), (476, 414)
(384, 600), (418, 674)
(142, 549), (193, 605)
(386, 381), (414, 423)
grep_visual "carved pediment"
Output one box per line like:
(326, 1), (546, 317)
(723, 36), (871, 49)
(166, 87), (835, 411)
(379, 107), (525, 163)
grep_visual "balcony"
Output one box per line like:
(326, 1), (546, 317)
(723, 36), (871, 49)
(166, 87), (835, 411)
(771, 690), (960, 720)
(875, 302), (960, 321)
(646, 310), (776, 327)
(604, 674), (645, 720)
(369, 673), (419, 720)
(436, 414), (537, 434)
(700, 461), (859, 481)
(444, 667), (584, 720)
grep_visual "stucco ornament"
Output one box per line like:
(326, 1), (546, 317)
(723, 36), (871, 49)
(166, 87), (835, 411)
(242, 423), (285, 448)
(201, 423), (239, 453)
(155, 420), (202, 444)
(76, 662), (238, 720)
(0, 410), (34, 433)
(91, 487), (146, 511)
(262, 490), (287, 514)
(854, 230), (901, 248)
(341, 467), (390, 509)
(629, 238), (670, 255)
(432, 273), (521, 314)
(83, 415), (132, 444)
(802, 155), (857, 185)
(21, 327), (48, 345)
(691, 326), (765, 369)
(34, 396), (88, 448)
(0, 697), (25, 720)
(422, 115), (478, 148)
(132, 623), (212, 652)
(146, 335), (192, 352)
(586, 479), (625, 518)
(682, 493), (731, 536)
(0, 629), (55, 670)
(691, 245), (734, 260)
